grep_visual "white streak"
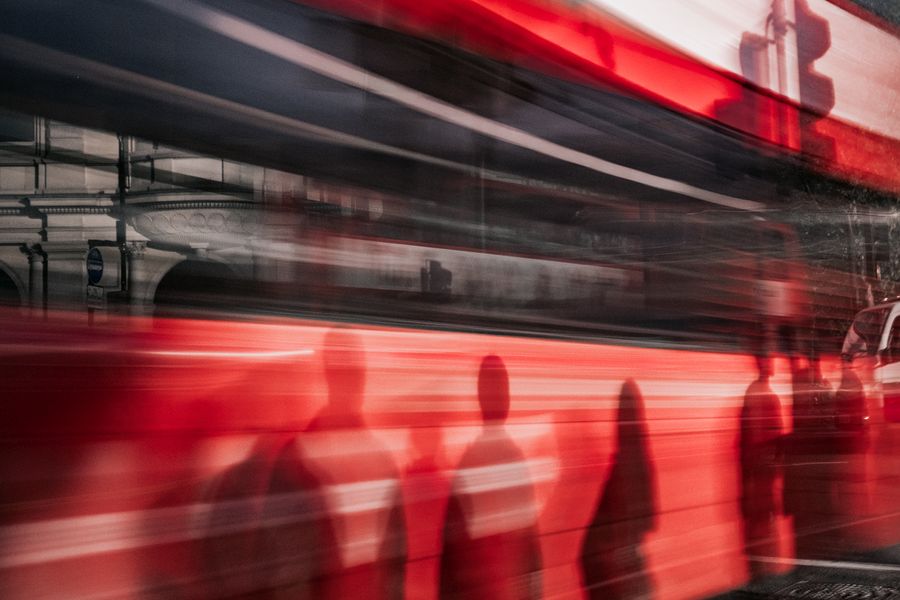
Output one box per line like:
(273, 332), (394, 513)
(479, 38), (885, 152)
(750, 555), (900, 572)
(145, 348), (314, 358)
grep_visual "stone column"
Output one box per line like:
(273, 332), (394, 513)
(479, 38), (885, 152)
(40, 241), (90, 311)
(20, 244), (46, 316)
(124, 241), (150, 316)
(127, 244), (183, 317)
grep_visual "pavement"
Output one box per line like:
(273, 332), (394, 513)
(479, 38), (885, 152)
(710, 545), (900, 599)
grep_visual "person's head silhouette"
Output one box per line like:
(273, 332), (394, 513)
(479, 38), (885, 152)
(616, 379), (646, 431)
(478, 355), (510, 424)
(755, 353), (773, 381)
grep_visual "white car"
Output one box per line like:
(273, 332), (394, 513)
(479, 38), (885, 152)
(842, 301), (900, 422)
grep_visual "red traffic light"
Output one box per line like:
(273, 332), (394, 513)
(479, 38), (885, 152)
(795, 0), (836, 162)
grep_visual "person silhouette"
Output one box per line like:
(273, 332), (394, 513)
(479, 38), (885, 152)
(828, 356), (872, 553)
(258, 431), (338, 599)
(200, 433), (300, 599)
(198, 363), (330, 600)
(403, 426), (450, 600)
(580, 379), (657, 600)
(738, 353), (784, 579)
(439, 355), (542, 600)
(289, 328), (407, 600)
(783, 349), (840, 561)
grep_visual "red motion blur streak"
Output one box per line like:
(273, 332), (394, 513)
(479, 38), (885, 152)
(294, 0), (900, 194)
(4, 311), (895, 600)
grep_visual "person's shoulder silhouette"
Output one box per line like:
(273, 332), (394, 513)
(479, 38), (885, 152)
(198, 433), (301, 599)
(258, 435), (336, 599)
(296, 328), (406, 600)
(440, 355), (542, 600)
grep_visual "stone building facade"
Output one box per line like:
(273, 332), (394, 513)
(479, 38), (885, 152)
(0, 114), (306, 316)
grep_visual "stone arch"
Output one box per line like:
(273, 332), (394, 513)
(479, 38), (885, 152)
(152, 257), (247, 314)
(0, 262), (24, 307)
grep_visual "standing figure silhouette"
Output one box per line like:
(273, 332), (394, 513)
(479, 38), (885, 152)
(580, 379), (657, 600)
(440, 355), (542, 600)
(738, 354), (784, 579)
(293, 328), (407, 600)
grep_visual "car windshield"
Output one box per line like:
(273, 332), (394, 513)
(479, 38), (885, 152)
(843, 307), (891, 357)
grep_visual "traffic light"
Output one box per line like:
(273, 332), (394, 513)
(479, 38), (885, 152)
(795, 0), (835, 163)
(711, 32), (773, 179)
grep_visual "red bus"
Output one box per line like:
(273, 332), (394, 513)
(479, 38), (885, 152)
(0, 1), (898, 599)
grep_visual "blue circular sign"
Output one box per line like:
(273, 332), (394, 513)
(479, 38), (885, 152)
(87, 247), (104, 285)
